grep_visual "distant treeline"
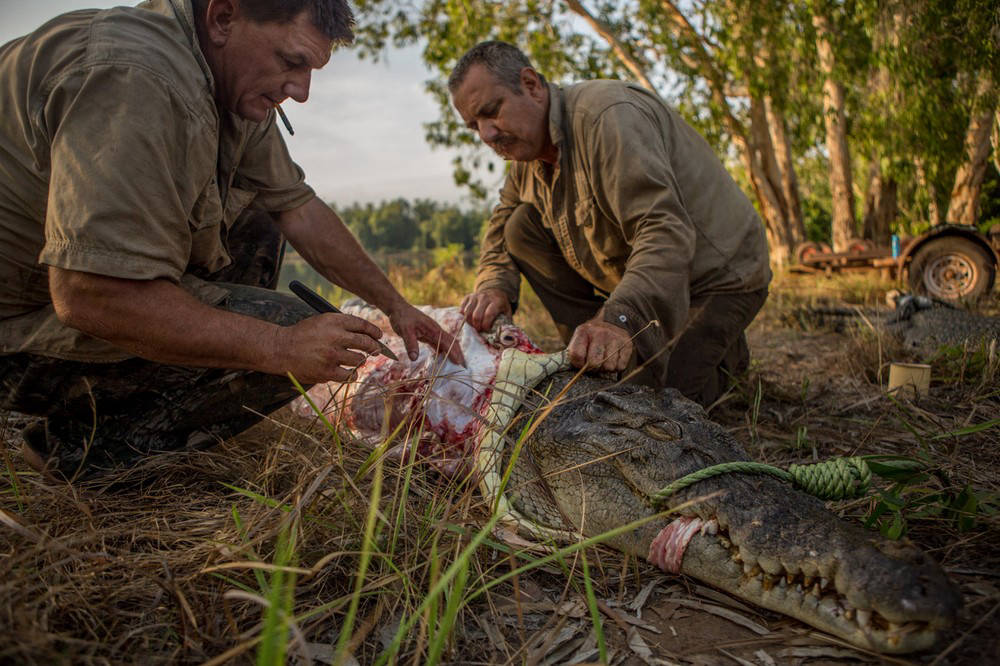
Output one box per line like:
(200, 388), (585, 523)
(331, 198), (491, 253)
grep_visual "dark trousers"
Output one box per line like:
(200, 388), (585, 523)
(504, 203), (767, 406)
(1, 210), (314, 479)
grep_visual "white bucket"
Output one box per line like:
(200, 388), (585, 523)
(888, 362), (931, 398)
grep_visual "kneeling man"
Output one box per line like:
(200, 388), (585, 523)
(452, 41), (771, 405)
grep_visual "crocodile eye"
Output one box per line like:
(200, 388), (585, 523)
(643, 421), (682, 441)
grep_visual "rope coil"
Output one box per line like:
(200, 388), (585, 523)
(652, 457), (872, 508)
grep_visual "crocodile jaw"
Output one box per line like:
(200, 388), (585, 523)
(650, 516), (955, 654)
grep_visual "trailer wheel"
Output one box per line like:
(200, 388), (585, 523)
(796, 242), (823, 264)
(908, 236), (996, 301)
(846, 238), (874, 253)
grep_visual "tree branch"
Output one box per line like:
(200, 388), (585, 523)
(563, 0), (655, 91)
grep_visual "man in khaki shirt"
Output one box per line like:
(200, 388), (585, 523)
(452, 42), (771, 406)
(0, 0), (463, 480)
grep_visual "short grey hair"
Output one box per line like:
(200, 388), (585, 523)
(448, 41), (544, 94)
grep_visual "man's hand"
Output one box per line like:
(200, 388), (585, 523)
(387, 301), (467, 366)
(460, 288), (512, 331)
(278, 313), (386, 383)
(567, 317), (633, 373)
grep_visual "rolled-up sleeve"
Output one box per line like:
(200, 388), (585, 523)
(586, 102), (696, 343)
(473, 168), (524, 302)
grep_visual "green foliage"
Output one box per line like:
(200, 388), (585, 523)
(257, 520), (299, 666)
(862, 455), (996, 538)
(346, 0), (999, 259)
(926, 340), (1000, 389)
(977, 163), (1000, 228)
(334, 197), (488, 253)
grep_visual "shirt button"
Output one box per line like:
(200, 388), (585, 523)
(618, 315), (628, 323)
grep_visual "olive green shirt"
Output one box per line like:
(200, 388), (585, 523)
(475, 81), (771, 343)
(0, 0), (315, 361)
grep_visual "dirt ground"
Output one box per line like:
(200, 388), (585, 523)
(1, 275), (998, 665)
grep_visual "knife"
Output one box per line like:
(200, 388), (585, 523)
(288, 280), (399, 361)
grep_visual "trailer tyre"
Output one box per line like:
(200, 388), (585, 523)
(908, 236), (995, 301)
(796, 242), (823, 264)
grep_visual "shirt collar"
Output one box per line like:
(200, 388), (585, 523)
(163, 0), (216, 96)
(546, 82), (566, 149)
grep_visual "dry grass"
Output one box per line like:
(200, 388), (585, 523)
(2, 268), (999, 665)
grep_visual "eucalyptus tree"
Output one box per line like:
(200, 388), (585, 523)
(808, 0), (860, 251)
(351, 0), (811, 264)
(860, 0), (999, 232)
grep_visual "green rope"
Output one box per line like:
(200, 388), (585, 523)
(651, 457), (872, 508)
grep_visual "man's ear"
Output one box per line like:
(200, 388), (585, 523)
(203, 0), (240, 47)
(520, 67), (545, 101)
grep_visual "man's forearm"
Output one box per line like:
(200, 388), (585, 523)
(277, 197), (405, 313)
(49, 267), (285, 372)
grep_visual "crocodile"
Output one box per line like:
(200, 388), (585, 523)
(885, 294), (1000, 352)
(295, 304), (962, 654)
(791, 292), (1000, 353)
(497, 361), (960, 654)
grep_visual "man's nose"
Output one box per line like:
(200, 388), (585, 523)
(283, 70), (312, 103)
(479, 120), (499, 142)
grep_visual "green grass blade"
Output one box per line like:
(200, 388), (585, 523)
(580, 549), (607, 663)
(333, 439), (384, 665)
(255, 518), (299, 666)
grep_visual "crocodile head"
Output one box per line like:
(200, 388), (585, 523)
(504, 373), (962, 653)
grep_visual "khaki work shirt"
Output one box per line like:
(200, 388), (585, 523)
(0, 0), (314, 361)
(475, 81), (771, 344)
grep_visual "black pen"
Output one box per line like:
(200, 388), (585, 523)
(288, 280), (399, 361)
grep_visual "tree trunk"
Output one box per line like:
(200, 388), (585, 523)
(652, 0), (795, 266)
(993, 108), (1000, 175)
(764, 97), (805, 246)
(862, 157), (897, 243)
(812, 8), (857, 251)
(946, 76), (997, 225)
(915, 158), (944, 226)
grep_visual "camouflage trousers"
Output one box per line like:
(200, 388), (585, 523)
(1, 211), (315, 479)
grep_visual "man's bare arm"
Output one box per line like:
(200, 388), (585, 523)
(48, 267), (380, 383)
(277, 197), (465, 365)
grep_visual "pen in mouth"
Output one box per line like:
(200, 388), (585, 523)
(274, 103), (294, 135)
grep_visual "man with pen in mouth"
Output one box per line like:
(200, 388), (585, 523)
(0, 0), (464, 482)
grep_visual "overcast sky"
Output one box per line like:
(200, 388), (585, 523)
(1, 0), (489, 207)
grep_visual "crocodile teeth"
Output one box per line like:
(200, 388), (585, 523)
(820, 577), (829, 590)
(762, 575), (775, 591)
(803, 576), (814, 588)
(811, 582), (822, 598)
(843, 607), (855, 620)
(857, 609), (872, 628)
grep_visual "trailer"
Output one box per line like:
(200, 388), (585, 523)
(794, 223), (1000, 301)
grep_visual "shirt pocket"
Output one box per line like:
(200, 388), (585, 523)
(190, 179), (224, 230)
(576, 196), (627, 282)
(223, 186), (257, 228)
(187, 180), (229, 273)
